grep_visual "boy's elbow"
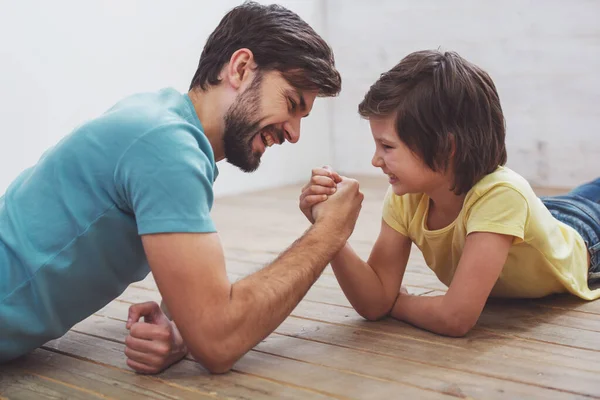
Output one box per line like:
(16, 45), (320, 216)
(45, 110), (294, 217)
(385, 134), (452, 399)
(443, 315), (476, 337)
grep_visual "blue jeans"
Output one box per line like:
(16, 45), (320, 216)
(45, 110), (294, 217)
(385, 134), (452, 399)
(541, 178), (600, 282)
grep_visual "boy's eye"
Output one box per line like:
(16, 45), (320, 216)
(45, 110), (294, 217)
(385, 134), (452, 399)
(382, 144), (393, 150)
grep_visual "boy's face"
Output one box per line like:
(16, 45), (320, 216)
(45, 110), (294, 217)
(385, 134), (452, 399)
(223, 70), (317, 172)
(369, 116), (447, 196)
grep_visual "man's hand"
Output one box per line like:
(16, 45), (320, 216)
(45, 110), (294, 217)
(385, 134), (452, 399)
(299, 166), (342, 223)
(124, 301), (188, 374)
(311, 176), (364, 240)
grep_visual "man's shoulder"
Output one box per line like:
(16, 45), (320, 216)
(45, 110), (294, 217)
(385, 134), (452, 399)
(80, 88), (213, 166)
(91, 88), (196, 135)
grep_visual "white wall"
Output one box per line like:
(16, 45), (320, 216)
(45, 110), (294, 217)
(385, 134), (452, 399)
(0, 0), (332, 197)
(328, 0), (600, 188)
(3, 1), (597, 196)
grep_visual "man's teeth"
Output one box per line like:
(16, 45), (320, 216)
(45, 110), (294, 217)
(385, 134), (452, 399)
(262, 132), (275, 147)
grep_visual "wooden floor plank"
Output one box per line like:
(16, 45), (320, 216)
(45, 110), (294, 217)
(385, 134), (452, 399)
(275, 316), (600, 397)
(116, 279), (600, 376)
(2, 178), (594, 399)
(3, 349), (212, 400)
(43, 331), (336, 400)
(0, 368), (106, 400)
(287, 299), (600, 373)
(67, 314), (454, 400)
(108, 288), (600, 398)
(255, 334), (588, 400)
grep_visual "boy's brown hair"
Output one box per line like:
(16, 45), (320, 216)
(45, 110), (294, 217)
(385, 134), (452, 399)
(358, 50), (506, 195)
(190, 1), (341, 98)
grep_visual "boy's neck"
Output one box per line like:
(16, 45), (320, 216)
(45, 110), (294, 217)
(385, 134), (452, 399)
(426, 185), (466, 216)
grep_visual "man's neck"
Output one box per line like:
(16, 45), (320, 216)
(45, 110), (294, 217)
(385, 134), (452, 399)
(187, 87), (226, 162)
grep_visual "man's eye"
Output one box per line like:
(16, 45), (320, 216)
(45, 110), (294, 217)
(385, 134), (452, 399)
(289, 99), (297, 111)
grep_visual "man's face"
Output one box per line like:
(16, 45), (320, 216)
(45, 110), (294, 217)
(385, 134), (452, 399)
(223, 70), (318, 172)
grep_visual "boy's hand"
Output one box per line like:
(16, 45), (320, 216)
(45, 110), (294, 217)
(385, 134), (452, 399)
(300, 166), (342, 223)
(124, 301), (188, 374)
(311, 177), (364, 240)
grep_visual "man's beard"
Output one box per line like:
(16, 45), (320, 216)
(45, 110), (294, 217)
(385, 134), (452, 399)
(222, 74), (267, 173)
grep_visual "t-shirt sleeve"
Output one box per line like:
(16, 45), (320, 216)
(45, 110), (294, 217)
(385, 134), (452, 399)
(466, 185), (528, 240)
(381, 187), (409, 236)
(114, 126), (217, 235)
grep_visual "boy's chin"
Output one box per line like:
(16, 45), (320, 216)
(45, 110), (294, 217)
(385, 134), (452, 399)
(390, 182), (419, 197)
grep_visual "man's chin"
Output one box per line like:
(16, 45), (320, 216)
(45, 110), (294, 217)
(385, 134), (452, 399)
(227, 156), (261, 173)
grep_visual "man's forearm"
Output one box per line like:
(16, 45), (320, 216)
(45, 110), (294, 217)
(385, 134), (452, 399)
(213, 221), (347, 368)
(330, 244), (390, 320)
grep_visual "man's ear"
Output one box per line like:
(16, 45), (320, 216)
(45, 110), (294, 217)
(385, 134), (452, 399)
(221, 48), (257, 90)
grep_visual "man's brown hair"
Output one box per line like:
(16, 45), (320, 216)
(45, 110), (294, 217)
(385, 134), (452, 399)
(190, 1), (341, 97)
(359, 50), (507, 194)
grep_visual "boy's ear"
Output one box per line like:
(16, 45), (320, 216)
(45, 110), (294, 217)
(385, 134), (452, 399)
(448, 134), (456, 160)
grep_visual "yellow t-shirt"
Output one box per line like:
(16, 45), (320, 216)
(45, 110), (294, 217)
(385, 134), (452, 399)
(382, 166), (599, 300)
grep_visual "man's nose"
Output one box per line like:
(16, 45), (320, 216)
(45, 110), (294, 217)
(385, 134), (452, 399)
(283, 119), (301, 143)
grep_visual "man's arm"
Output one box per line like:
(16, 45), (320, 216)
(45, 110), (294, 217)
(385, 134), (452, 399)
(390, 232), (512, 337)
(143, 178), (363, 373)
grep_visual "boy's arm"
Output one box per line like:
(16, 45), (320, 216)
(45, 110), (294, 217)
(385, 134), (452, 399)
(391, 231), (512, 337)
(330, 219), (412, 320)
(299, 167), (412, 321)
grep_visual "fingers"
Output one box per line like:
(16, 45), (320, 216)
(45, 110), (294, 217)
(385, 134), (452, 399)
(323, 165), (342, 184)
(126, 357), (162, 375)
(129, 321), (171, 341)
(127, 301), (160, 329)
(125, 346), (166, 371)
(312, 166), (337, 179)
(125, 333), (171, 366)
(303, 175), (337, 192)
(299, 194), (329, 211)
(124, 322), (173, 374)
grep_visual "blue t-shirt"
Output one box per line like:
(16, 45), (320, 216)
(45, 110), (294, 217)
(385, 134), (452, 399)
(0, 88), (218, 362)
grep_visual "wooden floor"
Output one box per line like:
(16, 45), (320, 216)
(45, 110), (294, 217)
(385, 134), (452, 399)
(2, 176), (600, 399)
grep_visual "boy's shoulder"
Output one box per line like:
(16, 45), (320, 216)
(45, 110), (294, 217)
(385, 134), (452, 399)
(469, 166), (534, 198)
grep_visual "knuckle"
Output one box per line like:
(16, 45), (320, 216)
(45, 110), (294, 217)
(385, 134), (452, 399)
(156, 344), (170, 356)
(130, 324), (141, 337)
(157, 327), (171, 340)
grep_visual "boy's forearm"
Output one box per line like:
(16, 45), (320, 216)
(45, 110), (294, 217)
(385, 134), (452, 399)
(331, 244), (391, 320)
(391, 294), (472, 337)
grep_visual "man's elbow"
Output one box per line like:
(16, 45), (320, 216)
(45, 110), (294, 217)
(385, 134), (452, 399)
(189, 343), (240, 374)
(356, 303), (390, 322)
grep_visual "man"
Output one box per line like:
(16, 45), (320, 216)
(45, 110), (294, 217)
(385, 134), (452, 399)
(0, 2), (363, 374)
